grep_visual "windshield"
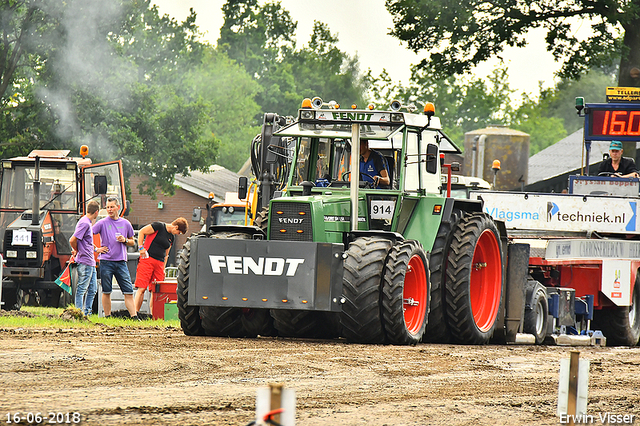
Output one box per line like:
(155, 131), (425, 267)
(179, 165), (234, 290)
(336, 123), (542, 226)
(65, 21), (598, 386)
(290, 135), (401, 190)
(0, 165), (77, 211)
(292, 137), (352, 186)
(213, 207), (247, 225)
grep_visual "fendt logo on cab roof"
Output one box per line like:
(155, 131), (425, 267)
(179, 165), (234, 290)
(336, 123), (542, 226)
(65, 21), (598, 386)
(331, 112), (375, 121)
(209, 255), (305, 276)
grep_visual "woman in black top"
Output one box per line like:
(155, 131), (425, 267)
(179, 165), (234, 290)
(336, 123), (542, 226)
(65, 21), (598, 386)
(133, 218), (188, 315)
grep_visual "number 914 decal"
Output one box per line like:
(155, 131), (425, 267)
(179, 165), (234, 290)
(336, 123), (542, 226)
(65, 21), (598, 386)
(370, 200), (395, 220)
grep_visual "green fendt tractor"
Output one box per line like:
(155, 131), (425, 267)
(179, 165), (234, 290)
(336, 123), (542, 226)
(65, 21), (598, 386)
(177, 98), (525, 345)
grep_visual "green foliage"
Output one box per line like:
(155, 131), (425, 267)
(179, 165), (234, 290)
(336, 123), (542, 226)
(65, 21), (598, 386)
(289, 22), (369, 111)
(368, 66), (513, 143)
(219, 1), (369, 117)
(186, 49), (261, 173)
(367, 64), (576, 155)
(510, 94), (567, 155)
(0, 0), (58, 153)
(218, 0), (299, 116)
(0, 306), (179, 328)
(386, 0), (640, 87)
(537, 69), (618, 134)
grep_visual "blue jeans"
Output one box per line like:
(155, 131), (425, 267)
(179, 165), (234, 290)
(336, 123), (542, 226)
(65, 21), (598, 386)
(99, 260), (134, 294)
(75, 263), (97, 316)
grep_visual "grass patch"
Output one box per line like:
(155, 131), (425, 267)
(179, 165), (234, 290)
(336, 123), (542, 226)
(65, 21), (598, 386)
(0, 306), (180, 329)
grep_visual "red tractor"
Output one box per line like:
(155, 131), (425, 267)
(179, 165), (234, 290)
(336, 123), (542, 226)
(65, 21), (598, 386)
(0, 147), (125, 310)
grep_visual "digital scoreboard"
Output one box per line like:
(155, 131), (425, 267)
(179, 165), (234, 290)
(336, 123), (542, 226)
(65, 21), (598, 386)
(588, 107), (640, 138)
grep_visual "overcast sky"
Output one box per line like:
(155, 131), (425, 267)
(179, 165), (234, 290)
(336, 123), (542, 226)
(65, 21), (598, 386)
(152, 0), (562, 99)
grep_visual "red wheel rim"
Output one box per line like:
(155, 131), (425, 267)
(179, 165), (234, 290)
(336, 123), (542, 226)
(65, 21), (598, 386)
(469, 229), (502, 332)
(403, 254), (428, 335)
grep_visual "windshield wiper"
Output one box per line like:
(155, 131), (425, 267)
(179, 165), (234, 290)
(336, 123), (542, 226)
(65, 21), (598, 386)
(41, 185), (71, 210)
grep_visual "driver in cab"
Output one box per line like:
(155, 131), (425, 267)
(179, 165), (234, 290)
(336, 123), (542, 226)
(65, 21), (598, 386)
(598, 140), (639, 178)
(360, 139), (390, 188)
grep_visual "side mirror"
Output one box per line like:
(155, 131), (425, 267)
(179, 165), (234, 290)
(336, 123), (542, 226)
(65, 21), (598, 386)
(301, 181), (315, 196)
(123, 200), (131, 216)
(426, 144), (439, 174)
(192, 207), (202, 222)
(94, 176), (108, 195)
(238, 176), (248, 200)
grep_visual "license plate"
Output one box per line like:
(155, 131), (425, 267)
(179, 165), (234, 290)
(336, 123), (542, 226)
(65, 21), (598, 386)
(12, 229), (32, 246)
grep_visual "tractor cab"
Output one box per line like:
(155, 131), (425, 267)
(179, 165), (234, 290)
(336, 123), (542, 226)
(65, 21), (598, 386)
(276, 99), (461, 195)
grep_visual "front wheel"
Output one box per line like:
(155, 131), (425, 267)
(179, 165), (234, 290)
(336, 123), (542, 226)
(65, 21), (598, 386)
(241, 308), (277, 337)
(445, 213), (503, 344)
(271, 310), (339, 339)
(1, 286), (23, 311)
(592, 275), (640, 346)
(340, 237), (392, 343)
(523, 280), (548, 345)
(200, 307), (245, 337)
(382, 240), (429, 345)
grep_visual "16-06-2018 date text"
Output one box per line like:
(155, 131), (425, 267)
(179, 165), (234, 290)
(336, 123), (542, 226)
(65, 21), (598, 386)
(5, 412), (81, 424)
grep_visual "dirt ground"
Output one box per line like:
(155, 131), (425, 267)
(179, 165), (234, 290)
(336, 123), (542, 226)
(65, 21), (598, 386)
(0, 324), (639, 426)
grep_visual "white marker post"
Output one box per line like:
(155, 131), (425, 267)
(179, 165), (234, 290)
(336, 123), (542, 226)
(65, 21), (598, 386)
(256, 383), (295, 426)
(558, 351), (590, 425)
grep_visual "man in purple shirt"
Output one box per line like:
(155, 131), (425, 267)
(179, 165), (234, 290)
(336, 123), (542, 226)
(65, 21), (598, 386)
(69, 200), (100, 316)
(93, 196), (138, 319)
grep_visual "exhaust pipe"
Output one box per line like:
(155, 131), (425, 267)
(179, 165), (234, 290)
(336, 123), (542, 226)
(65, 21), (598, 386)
(31, 156), (40, 226)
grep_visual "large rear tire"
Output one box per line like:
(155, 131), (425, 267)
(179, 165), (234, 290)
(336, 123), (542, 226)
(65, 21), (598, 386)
(340, 237), (392, 343)
(445, 213), (503, 344)
(424, 209), (462, 343)
(271, 310), (339, 338)
(382, 240), (429, 345)
(241, 308), (277, 337)
(177, 235), (205, 336)
(592, 275), (640, 346)
(523, 279), (548, 345)
(253, 207), (268, 232)
(200, 306), (246, 337)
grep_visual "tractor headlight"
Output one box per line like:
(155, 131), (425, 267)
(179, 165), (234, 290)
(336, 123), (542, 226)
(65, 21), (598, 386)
(26, 251), (37, 259)
(228, 206), (235, 214)
(300, 110), (314, 120)
(5, 250), (17, 258)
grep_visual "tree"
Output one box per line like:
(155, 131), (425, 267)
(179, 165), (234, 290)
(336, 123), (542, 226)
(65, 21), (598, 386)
(536, 68), (618, 134)
(368, 65), (568, 154)
(510, 94), (567, 155)
(218, 0), (300, 115)
(186, 49), (261, 173)
(386, 0), (640, 87)
(368, 66), (514, 143)
(32, 0), (221, 196)
(0, 1), (260, 197)
(289, 22), (368, 110)
(0, 0), (60, 155)
(218, 1), (370, 116)
(0, 1), (51, 104)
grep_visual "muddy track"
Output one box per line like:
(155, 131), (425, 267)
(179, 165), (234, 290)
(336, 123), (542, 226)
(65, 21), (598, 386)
(0, 326), (638, 425)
